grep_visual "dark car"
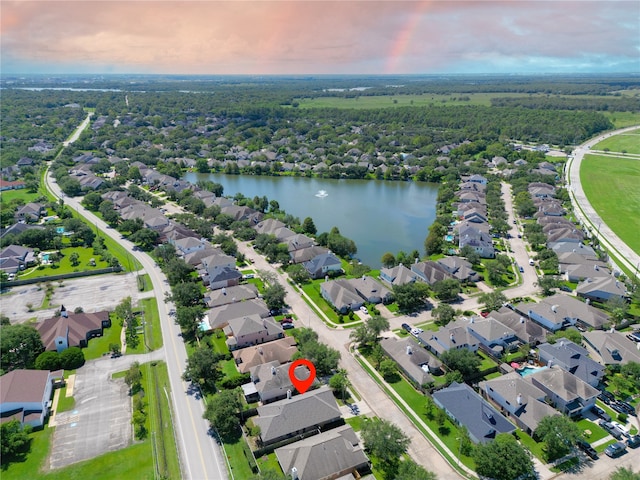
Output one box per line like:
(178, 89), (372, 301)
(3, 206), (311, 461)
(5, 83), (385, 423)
(592, 405), (611, 422)
(605, 441), (627, 458)
(401, 323), (412, 332)
(600, 420), (624, 439)
(626, 435), (640, 448)
(576, 439), (598, 460)
(281, 322), (295, 330)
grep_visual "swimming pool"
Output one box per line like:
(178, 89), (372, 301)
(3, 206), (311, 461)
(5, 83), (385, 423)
(518, 365), (548, 377)
(41, 253), (50, 262)
(56, 227), (65, 234)
(445, 235), (454, 242)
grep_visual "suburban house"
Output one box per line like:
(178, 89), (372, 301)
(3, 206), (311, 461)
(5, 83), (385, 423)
(380, 337), (442, 388)
(0, 245), (37, 274)
(254, 386), (341, 446)
(537, 339), (604, 387)
(208, 299), (270, 329)
(254, 218), (287, 236)
(538, 294), (610, 330)
(233, 337), (298, 374)
(432, 382), (515, 443)
(436, 256), (481, 283)
(201, 252), (236, 274)
(410, 261), (453, 285)
(286, 234), (315, 253)
(275, 425), (369, 480)
(582, 331), (640, 366)
(223, 315), (284, 350)
(0, 179), (26, 191)
(489, 308), (548, 346)
(183, 246), (224, 267)
(205, 266), (242, 291)
(562, 263), (611, 283)
(526, 366), (598, 417)
(320, 276), (392, 314)
(36, 309), (111, 352)
(290, 245), (330, 264)
(14, 202), (46, 223)
(576, 276), (629, 303)
(417, 318), (480, 356)
(249, 361), (316, 404)
(379, 264), (418, 286)
(479, 372), (559, 436)
(466, 317), (519, 357)
(458, 225), (495, 258)
(515, 301), (577, 332)
(0, 369), (59, 428)
(173, 237), (208, 257)
(205, 284), (259, 308)
(303, 253), (342, 280)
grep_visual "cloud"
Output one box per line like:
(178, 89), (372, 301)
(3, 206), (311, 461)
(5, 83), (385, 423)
(1, 1), (638, 74)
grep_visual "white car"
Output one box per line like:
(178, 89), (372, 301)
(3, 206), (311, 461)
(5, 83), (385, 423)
(612, 421), (631, 437)
(360, 306), (368, 314)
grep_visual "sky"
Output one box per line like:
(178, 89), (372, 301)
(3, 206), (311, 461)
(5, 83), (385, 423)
(1, 0), (639, 75)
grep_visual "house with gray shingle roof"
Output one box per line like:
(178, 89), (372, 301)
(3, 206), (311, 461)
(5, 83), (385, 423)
(303, 253), (342, 280)
(417, 318), (479, 356)
(14, 202), (45, 223)
(275, 425), (369, 480)
(380, 337), (441, 388)
(576, 276), (629, 303)
(479, 372), (558, 435)
(380, 264), (418, 286)
(466, 317), (519, 356)
(433, 382), (515, 443)
(526, 366), (598, 417)
(489, 307), (547, 346)
(582, 331), (640, 366)
(208, 299), (270, 329)
(250, 361), (316, 404)
(205, 284), (258, 308)
(290, 245), (329, 264)
(254, 386), (341, 446)
(411, 261), (453, 285)
(537, 339), (604, 387)
(436, 256), (480, 283)
(538, 294), (610, 330)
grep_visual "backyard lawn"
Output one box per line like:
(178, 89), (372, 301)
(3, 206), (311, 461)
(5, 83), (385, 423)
(82, 320), (122, 360)
(581, 154), (640, 255)
(19, 246), (111, 280)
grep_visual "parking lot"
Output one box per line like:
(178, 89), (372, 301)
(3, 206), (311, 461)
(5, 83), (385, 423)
(2, 272), (142, 323)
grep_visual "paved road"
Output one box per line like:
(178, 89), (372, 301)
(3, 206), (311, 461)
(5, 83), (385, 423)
(566, 126), (640, 280)
(45, 116), (228, 480)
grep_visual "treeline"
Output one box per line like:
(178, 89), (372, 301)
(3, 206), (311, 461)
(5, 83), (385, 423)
(491, 96), (640, 112)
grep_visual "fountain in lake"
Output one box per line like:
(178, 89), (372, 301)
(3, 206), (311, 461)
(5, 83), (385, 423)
(315, 190), (328, 198)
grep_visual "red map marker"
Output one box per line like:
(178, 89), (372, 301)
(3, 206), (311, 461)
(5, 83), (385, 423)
(288, 359), (316, 394)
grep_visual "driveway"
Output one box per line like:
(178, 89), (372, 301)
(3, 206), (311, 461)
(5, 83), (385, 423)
(48, 350), (165, 470)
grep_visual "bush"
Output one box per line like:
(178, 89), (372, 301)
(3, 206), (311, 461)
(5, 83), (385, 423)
(59, 347), (85, 370)
(218, 373), (250, 390)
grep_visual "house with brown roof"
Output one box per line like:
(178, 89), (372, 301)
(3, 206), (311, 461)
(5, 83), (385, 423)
(36, 309), (111, 352)
(233, 337), (298, 374)
(0, 369), (57, 427)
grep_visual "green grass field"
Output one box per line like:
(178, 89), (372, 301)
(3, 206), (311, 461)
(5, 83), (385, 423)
(581, 154), (640, 255)
(82, 320), (122, 360)
(593, 130), (640, 154)
(0, 188), (40, 204)
(602, 111), (640, 129)
(19, 246), (111, 280)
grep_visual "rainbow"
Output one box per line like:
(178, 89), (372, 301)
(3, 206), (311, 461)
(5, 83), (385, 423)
(385, 1), (432, 74)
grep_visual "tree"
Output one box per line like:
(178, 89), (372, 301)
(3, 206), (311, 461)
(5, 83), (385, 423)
(293, 330), (340, 376)
(460, 245), (481, 266)
(184, 347), (224, 393)
(473, 433), (535, 480)
(287, 264), (311, 284)
(129, 228), (159, 251)
(0, 420), (32, 465)
(169, 282), (203, 308)
(301, 217), (317, 235)
(175, 305), (205, 339)
(165, 258), (194, 286)
(125, 362), (143, 395)
(329, 369), (351, 401)
(203, 389), (242, 440)
(610, 467), (640, 480)
(263, 282), (286, 311)
(396, 460), (437, 480)
(424, 222), (446, 256)
(35, 351), (62, 371)
(393, 282), (430, 312)
(606, 296), (630, 325)
(361, 418), (410, 470)
(349, 324), (376, 348)
(0, 324), (45, 372)
(69, 252), (80, 267)
(440, 349), (481, 378)
(367, 315), (390, 337)
(432, 303), (456, 326)
(381, 252), (396, 268)
(379, 359), (398, 381)
(534, 414), (582, 461)
(82, 192), (104, 211)
(431, 278), (461, 302)
(479, 291), (508, 312)
(537, 276), (560, 296)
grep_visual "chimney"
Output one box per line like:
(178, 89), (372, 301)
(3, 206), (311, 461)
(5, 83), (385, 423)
(551, 305), (558, 313)
(258, 347), (263, 355)
(517, 393), (523, 405)
(271, 366), (276, 375)
(406, 345), (412, 355)
(520, 316), (525, 324)
(450, 333), (455, 343)
(287, 389), (292, 399)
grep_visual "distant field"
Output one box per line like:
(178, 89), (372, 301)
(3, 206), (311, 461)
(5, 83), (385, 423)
(602, 111), (640, 129)
(580, 154), (640, 255)
(593, 129), (640, 154)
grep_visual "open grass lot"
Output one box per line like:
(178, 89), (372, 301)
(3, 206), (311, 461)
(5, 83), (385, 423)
(581, 154), (640, 255)
(140, 298), (163, 350)
(593, 129), (640, 154)
(82, 320), (122, 360)
(0, 188), (40, 204)
(603, 111), (640, 129)
(223, 436), (256, 479)
(20, 246), (111, 280)
(302, 281), (340, 323)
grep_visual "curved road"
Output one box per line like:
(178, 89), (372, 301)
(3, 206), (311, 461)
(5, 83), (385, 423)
(566, 126), (640, 280)
(46, 115), (228, 480)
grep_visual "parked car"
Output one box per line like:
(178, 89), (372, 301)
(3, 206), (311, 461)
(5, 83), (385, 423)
(360, 306), (368, 314)
(612, 421), (630, 438)
(626, 435), (640, 448)
(600, 420), (624, 439)
(604, 441), (627, 458)
(281, 322), (295, 330)
(592, 405), (611, 422)
(242, 274), (255, 279)
(626, 332), (640, 342)
(576, 439), (598, 460)
(519, 265), (524, 273)
(401, 323), (412, 332)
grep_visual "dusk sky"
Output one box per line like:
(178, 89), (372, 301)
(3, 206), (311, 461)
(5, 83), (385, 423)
(2, 1), (639, 75)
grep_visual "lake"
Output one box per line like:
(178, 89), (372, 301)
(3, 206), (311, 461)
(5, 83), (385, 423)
(184, 173), (439, 268)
